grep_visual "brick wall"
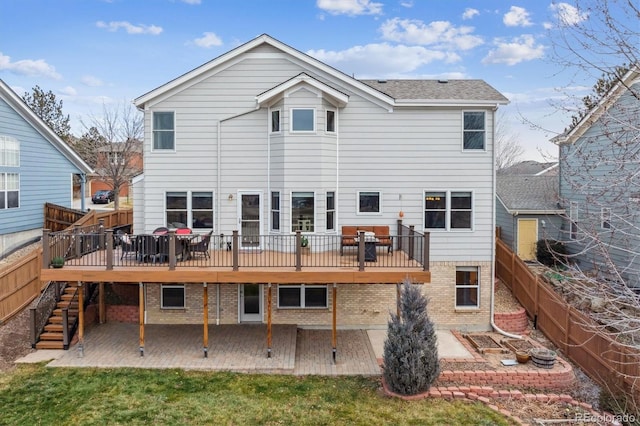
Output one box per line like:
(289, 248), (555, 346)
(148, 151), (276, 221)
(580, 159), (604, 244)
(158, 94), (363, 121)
(494, 308), (529, 335)
(142, 261), (494, 330)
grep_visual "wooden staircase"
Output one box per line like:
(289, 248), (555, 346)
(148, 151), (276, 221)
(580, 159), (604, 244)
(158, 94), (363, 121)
(35, 283), (79, 350)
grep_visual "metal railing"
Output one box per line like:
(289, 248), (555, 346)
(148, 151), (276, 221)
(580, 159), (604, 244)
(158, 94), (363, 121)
(42, 227), (430, 271)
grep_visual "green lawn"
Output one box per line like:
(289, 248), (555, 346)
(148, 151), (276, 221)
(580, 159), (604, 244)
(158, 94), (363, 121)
(0, 365), (509, 425)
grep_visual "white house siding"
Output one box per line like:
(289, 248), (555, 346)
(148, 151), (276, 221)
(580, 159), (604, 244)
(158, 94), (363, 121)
(136, 44), (499, 328)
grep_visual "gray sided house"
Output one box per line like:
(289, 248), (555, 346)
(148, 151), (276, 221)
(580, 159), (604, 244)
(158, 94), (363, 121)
(0, 79), (92, 257)
(133, 34), (508, 330)
(552, 67), (640, 288)
(496, 172), (564, 261)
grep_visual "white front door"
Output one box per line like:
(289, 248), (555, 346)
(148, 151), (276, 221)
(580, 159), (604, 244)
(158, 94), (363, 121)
(239, 284), (262, 322)
(238, 192), (262, 249)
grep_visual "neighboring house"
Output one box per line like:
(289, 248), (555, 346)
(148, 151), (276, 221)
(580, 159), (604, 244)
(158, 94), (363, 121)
(88, 140), (143, 199)
(552, 66), (640, 288)
(0, 79), (92, 258)
(127, 34), (508, 331)
(496, 162), (564, 260)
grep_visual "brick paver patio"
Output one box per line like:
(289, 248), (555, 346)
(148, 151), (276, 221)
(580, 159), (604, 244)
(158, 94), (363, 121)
(47, 323), (381, 376)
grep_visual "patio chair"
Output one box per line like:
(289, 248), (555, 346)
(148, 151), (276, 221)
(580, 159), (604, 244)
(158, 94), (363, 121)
(137, 234), (159, 263)
(188, 230), (213, 259)
(153, 235), (171, 263)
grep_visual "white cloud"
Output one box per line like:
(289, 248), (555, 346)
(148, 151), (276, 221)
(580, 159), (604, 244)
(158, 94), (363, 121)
(316, 0), (383, 16)
(308, 43), (459, 77)
(192, 32), (223, 48)
(81, 75), (104, 87)
(503, 6), (533, 27)
(96, 21), (163, 35)
(462, 8), (479, 20)
(181, 0), (201, 4)
(549, 3), (588, 26)
(58, 86), (77, 96)
(400, 1), (413, 7)
(0, 52), (61, 79)
(380, 18), (483, 50)
(482, 35), (545, 66)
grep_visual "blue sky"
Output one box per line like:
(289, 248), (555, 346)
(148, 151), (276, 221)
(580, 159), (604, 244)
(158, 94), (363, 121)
(0, 0), (610, 161)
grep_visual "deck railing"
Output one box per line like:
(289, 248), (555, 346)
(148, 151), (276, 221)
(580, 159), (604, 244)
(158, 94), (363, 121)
(42, 228), (430, 271)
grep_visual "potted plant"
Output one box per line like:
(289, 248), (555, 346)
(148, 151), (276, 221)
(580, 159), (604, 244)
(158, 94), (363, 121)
(300, 235), (310, 255)
(51, 256), (65, 268)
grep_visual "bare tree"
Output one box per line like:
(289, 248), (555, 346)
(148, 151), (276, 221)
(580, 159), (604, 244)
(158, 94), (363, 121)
(79, 102), (143, 210)
(494, 111), (524, 171)
(541, 1), (640, 410)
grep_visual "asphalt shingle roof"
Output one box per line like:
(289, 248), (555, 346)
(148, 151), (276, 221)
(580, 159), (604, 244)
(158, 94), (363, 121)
(497, 175), (560, 212)
(359, 79), (508, 102)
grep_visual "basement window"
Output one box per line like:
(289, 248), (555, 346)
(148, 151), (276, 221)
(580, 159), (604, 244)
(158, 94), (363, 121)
(161, 285), (185, 309)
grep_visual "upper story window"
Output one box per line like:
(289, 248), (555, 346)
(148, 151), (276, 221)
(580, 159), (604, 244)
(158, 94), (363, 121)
(291, 108), (315, 132)
(0, 136), (19, 167)
(153, 112), (175, 150)
(271, 110), (281, 133)
(463, 111), (485, 150)
(0, 173), (19, 209)
(424, 190), (473, 231)
(326, 110), (336, 132)
(358, 191), (381, 214)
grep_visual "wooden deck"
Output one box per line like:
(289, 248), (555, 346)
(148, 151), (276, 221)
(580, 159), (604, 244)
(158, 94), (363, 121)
(41, 247), (431, 284)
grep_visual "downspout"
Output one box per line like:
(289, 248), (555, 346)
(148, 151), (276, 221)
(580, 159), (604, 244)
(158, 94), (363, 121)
(217, 121), (221, 233)
(490, 106), (522, 339)
(216, 283), (220, 326)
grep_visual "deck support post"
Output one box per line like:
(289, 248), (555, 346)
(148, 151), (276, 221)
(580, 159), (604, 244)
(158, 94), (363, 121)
(139, 282), (145, 357)
(203, 282), (209, 358)
(77, 281), (84, 358)
(267, 283), (272, 358)
(99, 282), (105, 324)
(332, 283), (337, 363)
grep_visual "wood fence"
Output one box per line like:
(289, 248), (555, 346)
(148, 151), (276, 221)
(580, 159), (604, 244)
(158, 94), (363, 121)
(44, 203), (86, 231)
(0, 205), (133, 324)
(496, 238), (640, 402)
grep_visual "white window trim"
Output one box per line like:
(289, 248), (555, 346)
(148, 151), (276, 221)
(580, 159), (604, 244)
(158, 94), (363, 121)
(271, 190), (281, 232)
(423, 189), (474, 232)
(461, 110), (486, 152)
(0, 172), (20, 209)
(356, 190), (382, 215)
(161, 284), (186, 309)
(325, 109), (336, 133)
(277, 284), (328, 309)
(151, 110), (176, 152)
(326, 190), (336, 232)
(455, 266), (480, 309)
(290, 190), (316, 233)
(270, 109), (281, 134)
(164, 190), (215, 231)
(290, 108), (316, 133)
(0, 135), (20, 167)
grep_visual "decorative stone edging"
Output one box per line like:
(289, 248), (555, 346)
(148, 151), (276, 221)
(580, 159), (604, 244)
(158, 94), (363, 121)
(381, 377), (616, 426)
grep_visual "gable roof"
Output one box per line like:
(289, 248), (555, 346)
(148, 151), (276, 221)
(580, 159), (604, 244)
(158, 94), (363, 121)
(256, 73), (349, 108)
(497, 160), (558, 176)
(497, 175), (563, 214)
(135, 34), (508, 109)
(0, 79), (93, 174)
(551, 66), (640, 146)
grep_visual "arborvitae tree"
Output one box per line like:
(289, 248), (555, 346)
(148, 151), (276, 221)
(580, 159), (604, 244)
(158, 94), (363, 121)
(383, 279), (439, 395)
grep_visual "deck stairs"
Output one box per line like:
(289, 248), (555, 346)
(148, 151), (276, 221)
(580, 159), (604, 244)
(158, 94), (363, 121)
(35, 283), (78, 350)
